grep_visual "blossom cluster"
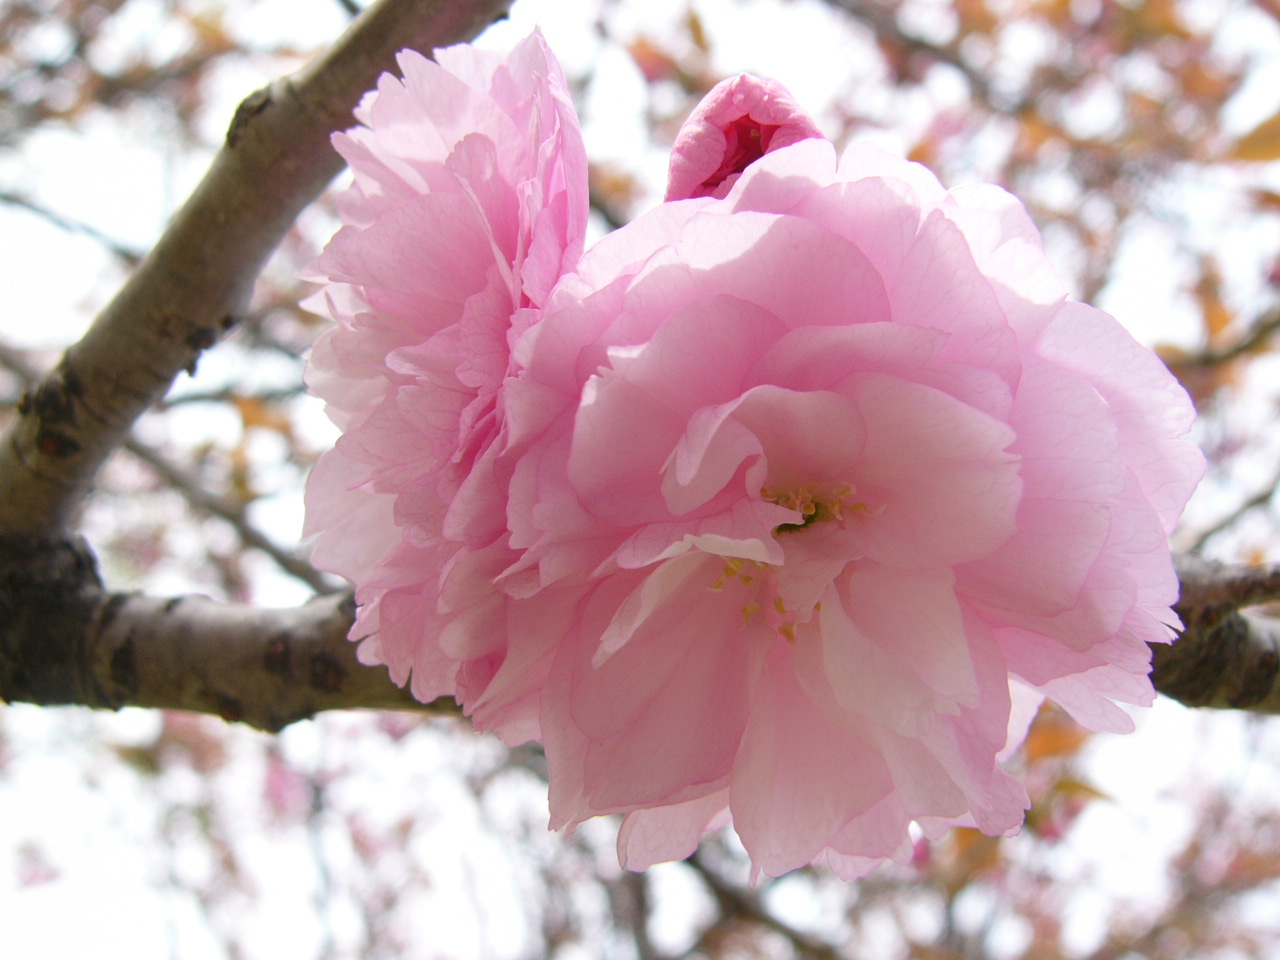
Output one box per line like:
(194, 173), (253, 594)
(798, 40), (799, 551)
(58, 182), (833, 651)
(304, 32), (1202, 879)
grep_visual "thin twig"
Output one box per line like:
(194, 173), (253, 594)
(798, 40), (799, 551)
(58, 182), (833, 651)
(820, 0), (1000, 108)
(1166, 307), (1280, 372)
(687, 853), (844, 960)
(0, 190), (143, 266)
(123, 438), (337, 594)
(157, 385), (307, 408)
(1187, 464), (1280, 552)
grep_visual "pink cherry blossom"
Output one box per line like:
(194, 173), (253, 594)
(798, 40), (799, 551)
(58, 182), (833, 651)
(302, 31), (588, 740)
(304, 36), (1202, 882)
(503, 108), (1201, 879)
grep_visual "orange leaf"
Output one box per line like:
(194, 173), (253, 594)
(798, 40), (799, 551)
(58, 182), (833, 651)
(1049, 775), (1111, 804)
(627, 37), (679, 84)
(1135, 0), (1191, 39)
(907, 138), (936, 167)
(1251, 188), (1280, 212)
(939, 828), (1002, 889)
(955, 0), (999, 34)
(233, 395), (293, 437)
(1023, 710), (1090, 763)
(685, 10), (710, 53)
(1194, 259), (1233, 345)
(1229, 110), (1280, 162)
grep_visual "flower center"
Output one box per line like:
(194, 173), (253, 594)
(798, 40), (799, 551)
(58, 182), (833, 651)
(704, 485), (873, 642)
(763, 483), (865, 533)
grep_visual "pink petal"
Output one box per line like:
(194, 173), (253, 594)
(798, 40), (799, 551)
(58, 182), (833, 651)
(731, 643), (895, 877)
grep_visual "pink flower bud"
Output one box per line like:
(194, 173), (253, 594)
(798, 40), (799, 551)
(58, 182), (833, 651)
(665, 74), (824, 201)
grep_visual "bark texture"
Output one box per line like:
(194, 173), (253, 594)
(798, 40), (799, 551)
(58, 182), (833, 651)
(0, 534), (451, 730)
(1152, 554), (1280, 712)
(5, 547), (1280, 731)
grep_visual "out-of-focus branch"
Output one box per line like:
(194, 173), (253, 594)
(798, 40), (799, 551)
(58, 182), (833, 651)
(589, 187), (630, 232)
(124, 439), (338, 594)
(1152, 553), (1280, 712)
(0, 190), (143, 265)
(602, 871), (660, 960)
(1185, 464), (1280, 552)
(686, 854), (843, 960)
(1165, 307), (1280, 373)
(818, 0), (999, 107)
(0, 0), (514, 537)
(0, 535), (450, 732)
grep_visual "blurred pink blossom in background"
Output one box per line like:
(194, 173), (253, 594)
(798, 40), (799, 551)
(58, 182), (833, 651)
(305, 41), (1202, 880)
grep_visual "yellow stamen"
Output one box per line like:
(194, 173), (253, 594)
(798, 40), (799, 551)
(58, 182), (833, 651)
(765, 481), (874, 534)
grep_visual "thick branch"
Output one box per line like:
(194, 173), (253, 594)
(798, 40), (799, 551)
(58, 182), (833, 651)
(0, 534), (449, 732)
(1151, 554), (1280, 712)
(0, 0), (513, 537)
(9, 540), (1280, 729)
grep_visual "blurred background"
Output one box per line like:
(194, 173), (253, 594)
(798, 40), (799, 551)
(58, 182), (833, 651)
(2, 0), (1280, 957)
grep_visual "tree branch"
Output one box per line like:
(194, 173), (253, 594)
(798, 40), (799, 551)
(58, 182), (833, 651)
(819, 0), (1001, 108)
(1165, 307), (1280, 373)
(5, 544), (1280, 730)
(687, 853), (843, 960)
(0, 534), (449, 732)
(123, 438), (339, 595)
(1184, 462), (1280, 553)
(3, 0), (1280, 730)
(0, 189), (143, 265)
(0, 0), (514, 537)
(1151, 554), (1280, 713)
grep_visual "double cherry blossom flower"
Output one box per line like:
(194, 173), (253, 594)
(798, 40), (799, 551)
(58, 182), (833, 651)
(304, 32), (1202, 879)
